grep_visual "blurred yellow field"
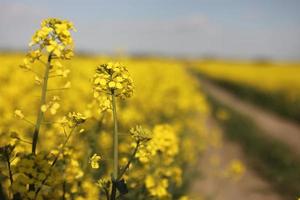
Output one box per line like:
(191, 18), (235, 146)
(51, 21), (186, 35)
(194, 60), (300, 97)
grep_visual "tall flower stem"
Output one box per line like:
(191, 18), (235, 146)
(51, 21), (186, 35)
(110, 92), (119, 200)
(32, 53), (52, 154)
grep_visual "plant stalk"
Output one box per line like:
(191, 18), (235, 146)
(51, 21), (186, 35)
(111, 92), (118, 200)
(32, 54), (52, 154)
(111, 93), (119, 179)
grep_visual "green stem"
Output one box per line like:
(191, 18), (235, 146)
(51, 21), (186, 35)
(32, 54), (52, 154)
(111, 93), (119, 180)
(111, 92), (118, 200)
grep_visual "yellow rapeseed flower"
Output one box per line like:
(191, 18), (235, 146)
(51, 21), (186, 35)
(14, 110), (24, 119)
(93, 62), (134, 99)
(89, 153), (101, 169)
(27, 18), (75, 60)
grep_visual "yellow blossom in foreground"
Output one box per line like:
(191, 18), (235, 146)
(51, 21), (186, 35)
(89, 153), (101, 169)
(24, 18), (75, 64)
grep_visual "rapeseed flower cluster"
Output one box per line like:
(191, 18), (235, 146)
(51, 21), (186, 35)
(93, 62), (134, 99)
(130, 125), (152, 143)
(89, 154), (101, 169)
(29, 18), (75, 59)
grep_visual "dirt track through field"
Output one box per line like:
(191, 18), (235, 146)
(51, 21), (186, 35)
(200, 78), (300, 155)
(189, 117), (282, 200)
(188, 77), (300, 199)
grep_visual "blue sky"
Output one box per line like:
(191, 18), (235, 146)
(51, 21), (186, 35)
(0, 0), (300, 59)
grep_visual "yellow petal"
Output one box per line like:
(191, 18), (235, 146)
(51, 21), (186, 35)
(108, 81), (116, 88)
(41, 105), (48, 112)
